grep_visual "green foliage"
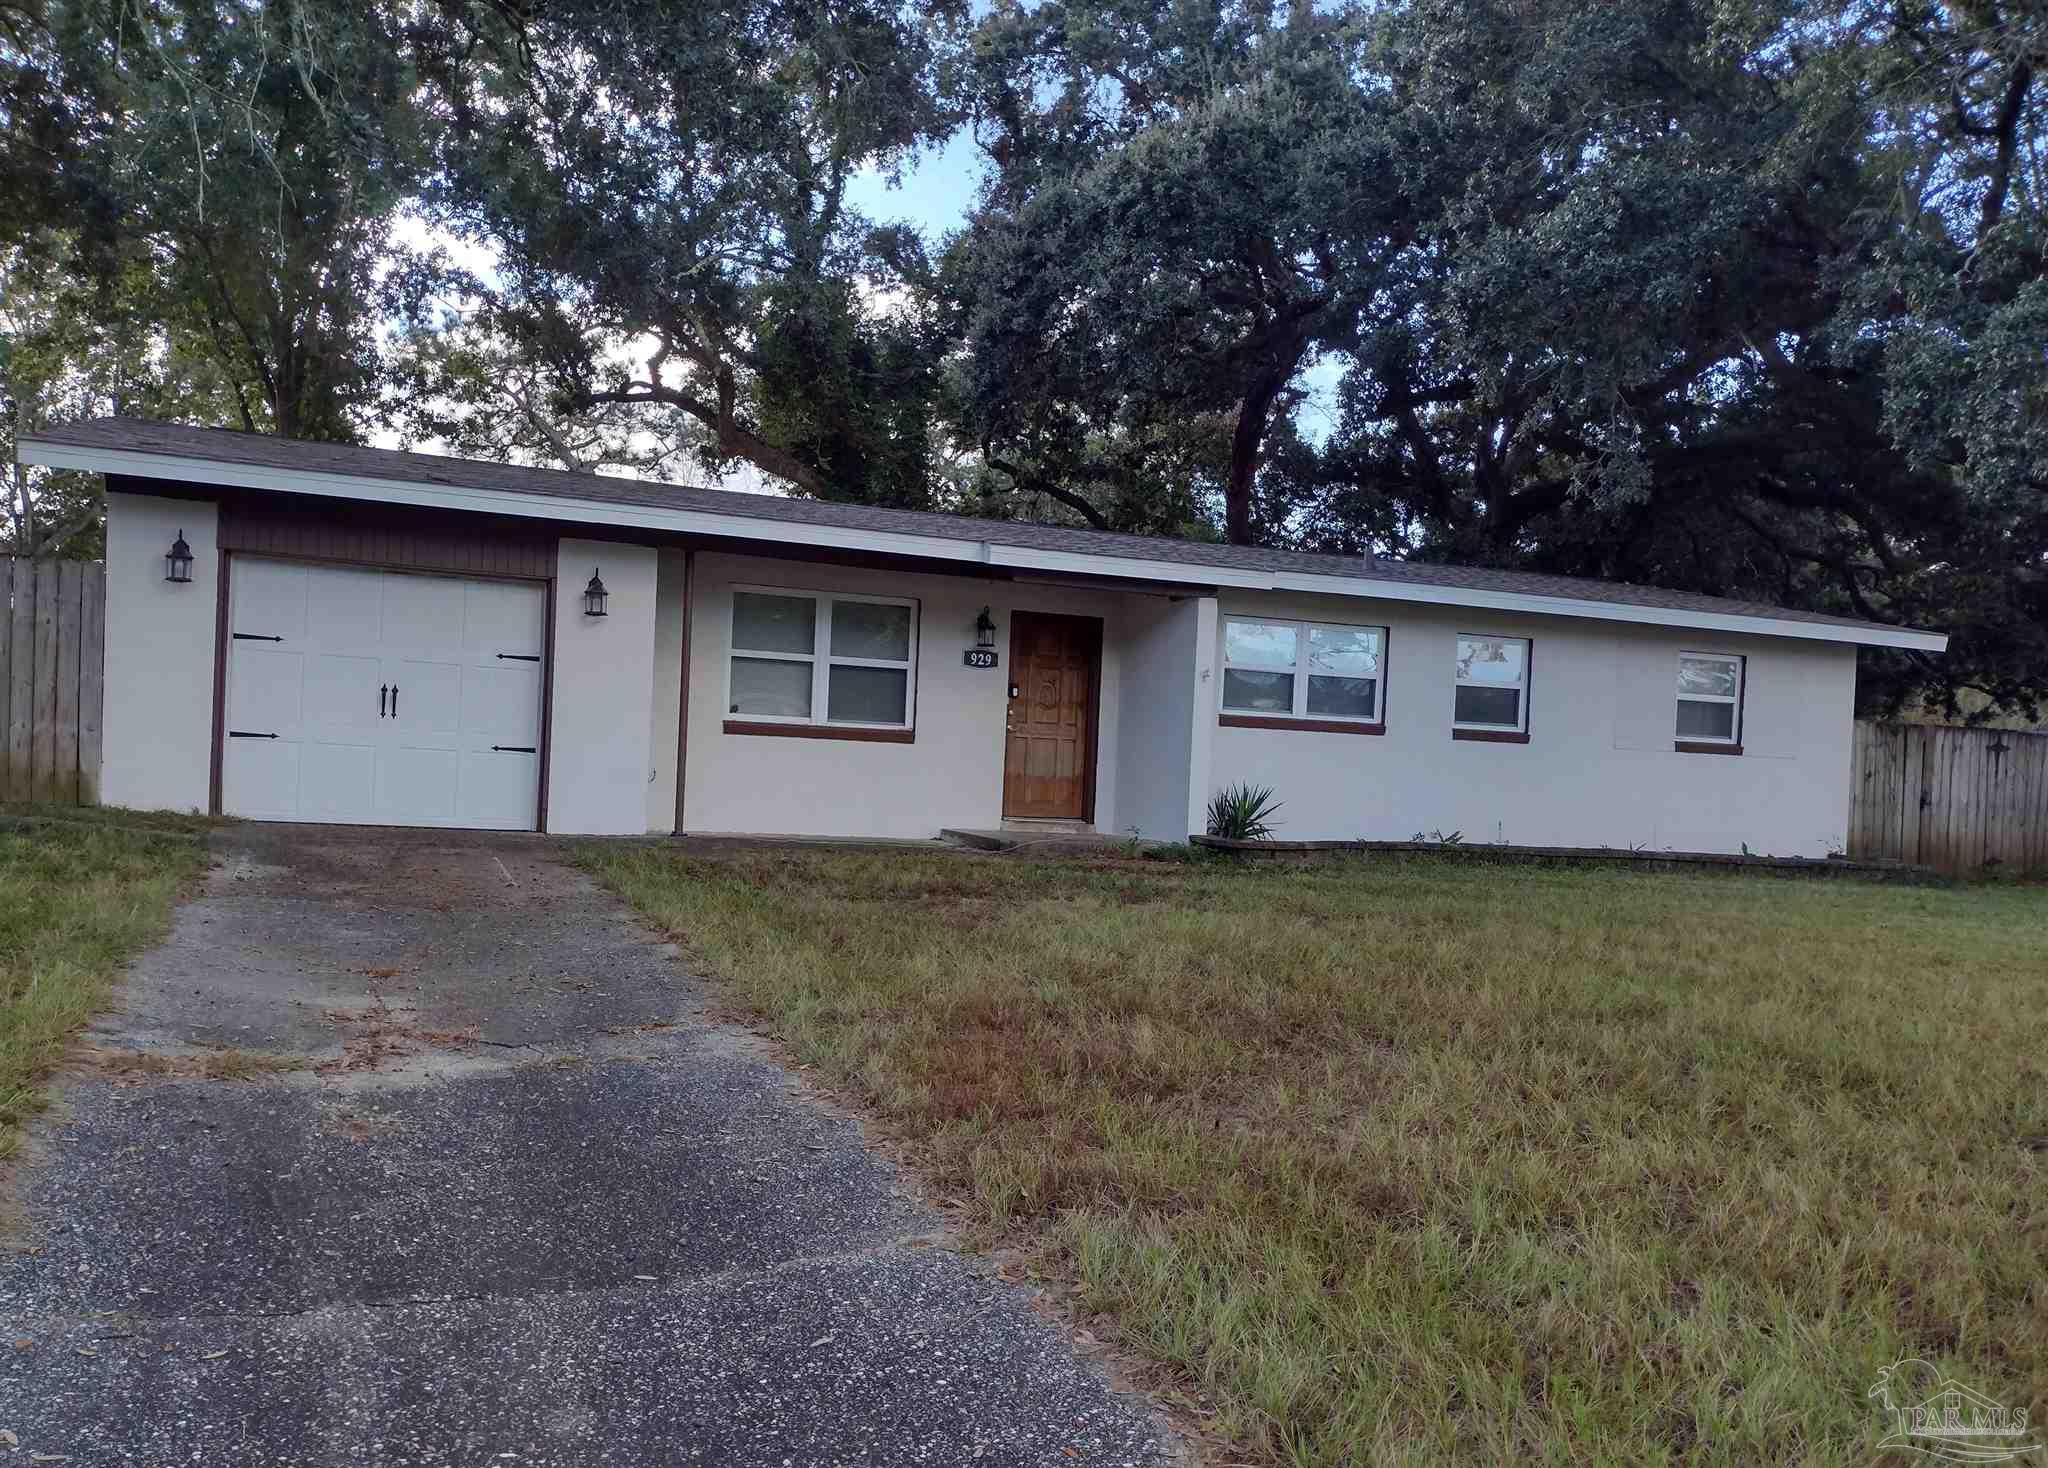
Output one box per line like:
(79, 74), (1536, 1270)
(950, 0), (2048, 716)
(1, 240), (249, 554)
(944, 1), (1388, 541)
(0, 0), (494, 441)
(0, 0), (2040, 715)
(424, 0), (966, 505)
(0, 813), (206, 1164)
(1206, 781), (1283, 841)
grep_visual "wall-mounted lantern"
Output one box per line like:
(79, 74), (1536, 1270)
(582, 568), (609, 618)
(164, 530), (194, 584)
(964, 606), (999, 669)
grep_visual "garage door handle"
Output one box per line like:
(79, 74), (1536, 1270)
(379, 684), (388, 718)
(491, 745), (537, 754)
(390, 684), (399, 718)
(228, 730), (278, 739)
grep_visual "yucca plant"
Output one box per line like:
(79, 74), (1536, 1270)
(1206, 782), (1283, 841)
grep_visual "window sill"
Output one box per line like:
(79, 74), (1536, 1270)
(1452, 728), (1529, 744)
(724, 719), (915, 744)
(1219, 714), (1385, 735)
(1674, 740), (1742, 756)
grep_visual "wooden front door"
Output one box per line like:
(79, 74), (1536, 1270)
(1003, 611), (1100, 820)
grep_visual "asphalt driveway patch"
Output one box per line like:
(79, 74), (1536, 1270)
(0, 827), (1178, 1466)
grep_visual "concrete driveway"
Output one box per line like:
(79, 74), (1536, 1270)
(0, 828), (1178, 1467)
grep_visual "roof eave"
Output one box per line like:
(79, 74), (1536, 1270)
(18, 435), (1950, 654)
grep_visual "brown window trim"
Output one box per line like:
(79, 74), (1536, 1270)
(723, 719), (914, 744)
(1219, 714), (1385, 736)
(1452, 727), (1530, 744)
(1674, 740), (1743, 756)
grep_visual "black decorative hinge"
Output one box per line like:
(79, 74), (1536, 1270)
(228, 730), (279, 739)
(232, 633), (284, 642)
(490, 745), (537, 754)
(495, 653), (541, 662)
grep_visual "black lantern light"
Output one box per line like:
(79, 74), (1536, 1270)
(164, 529), (194, 584)
(582, 568), (609, 617)
(974, 606), (996, 650)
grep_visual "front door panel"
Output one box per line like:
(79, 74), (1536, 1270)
(1002, 612), (1100, 820)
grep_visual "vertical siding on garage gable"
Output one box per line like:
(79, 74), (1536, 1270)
(201, 490), (557, 581)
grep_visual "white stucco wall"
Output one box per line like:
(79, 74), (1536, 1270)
(680, 553), (1160, 839)
(546, 538), (659, 835)
(1112, 595), (1217, 840)
(100, 490), (219, 813)
(1209, 592), (1859, 856)
(93, 486), (1864, 854)
(645, 548), (688, 834)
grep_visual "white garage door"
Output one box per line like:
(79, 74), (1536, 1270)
(222, 558), (547, 829)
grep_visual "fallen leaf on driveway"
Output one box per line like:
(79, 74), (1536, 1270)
(632, 1274), (656, 1281)
(31, 1455), (71, 1463)
(200, 1350), (230, 1360)
(0, 1428), (19, 1446)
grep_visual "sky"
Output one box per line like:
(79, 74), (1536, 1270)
(843, 126), (989, 242)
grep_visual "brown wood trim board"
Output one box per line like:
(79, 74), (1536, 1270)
(723, 719), (916, 744)
(1219, 714), (1385, 735)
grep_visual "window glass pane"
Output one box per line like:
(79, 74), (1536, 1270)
(732, 592), (815, 654)
(1222, 668), (1294, 713)
(1456, 635), (1526, 686)
(1678, 656), (1738, 698)
(730, 656), (812, 717)
(1677, 699), (1736, 740)
(1454, 685), (1522, 728)
(827, 665), (908, 724)
(1225, 620), (1297, 668)
(1307, 675), (1377, 718)
(830, 600), (912, 661)
(1308, 625), (1381, 678)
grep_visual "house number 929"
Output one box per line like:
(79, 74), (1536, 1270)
(963, 649), (999, 669)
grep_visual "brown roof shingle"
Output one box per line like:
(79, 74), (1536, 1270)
(25, 417), (1935, 640)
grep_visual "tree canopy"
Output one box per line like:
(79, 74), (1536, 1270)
(0, 0), (2040, 714)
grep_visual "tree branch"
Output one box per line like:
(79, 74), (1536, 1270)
(983, 446), (1111, 529)
(577, 381), (825, 494)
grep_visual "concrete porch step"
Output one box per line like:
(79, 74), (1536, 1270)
(939, 826), (1133, 856)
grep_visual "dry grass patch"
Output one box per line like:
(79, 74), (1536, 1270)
(582, 846), (2047, 1466)
(72, 1044), (307, 1082)
(0, 810), (208, 1162)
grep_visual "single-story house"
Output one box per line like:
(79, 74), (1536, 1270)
(18, 419), (1947, 853)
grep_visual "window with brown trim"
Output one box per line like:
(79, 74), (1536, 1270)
(1452, 634), (1530, 738)
(1220, 616), (1385, 730)
(1675, 652), (1744, 751)
(725, 588), (917, 734)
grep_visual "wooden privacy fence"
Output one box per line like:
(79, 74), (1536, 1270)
(1850, 720), (2048, 876)
(1, 558), (105, 805)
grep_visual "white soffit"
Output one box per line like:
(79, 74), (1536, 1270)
(21, 438), (1950, 653)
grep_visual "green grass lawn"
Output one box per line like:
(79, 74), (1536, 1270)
(583, 846), (2047, 1466)
(0, 807), (209, 1166)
